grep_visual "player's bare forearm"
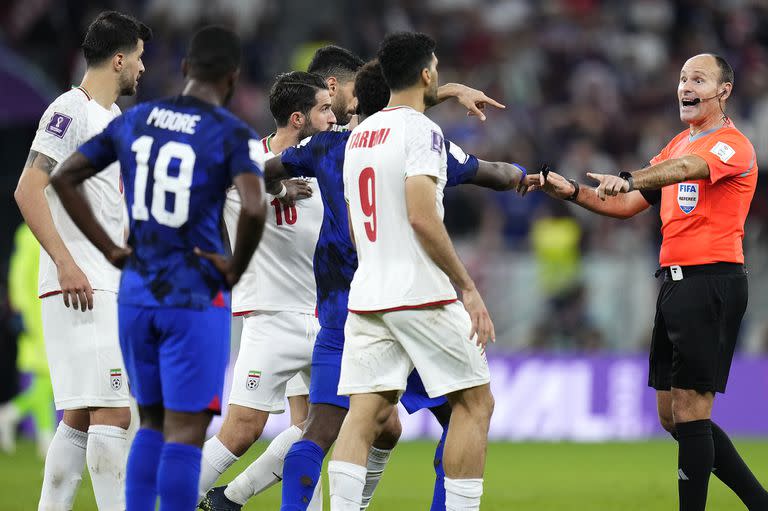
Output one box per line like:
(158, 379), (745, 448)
(630, 155), (709, 190)
(264, 156), (289, 193)
(15, 152), (75, 266)
(470, 160), (524, 191)
(405, 176), (474, 291)
(231, 173), (267, 281)
(50, 152), (121, 258)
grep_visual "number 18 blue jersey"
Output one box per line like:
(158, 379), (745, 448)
(78, 95), (263, 309)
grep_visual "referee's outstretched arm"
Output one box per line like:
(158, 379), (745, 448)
(525, 169), (653, 219)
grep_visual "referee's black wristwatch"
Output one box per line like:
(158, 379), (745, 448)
(619, 171), (634, 192)
(565, 179), (580, 201)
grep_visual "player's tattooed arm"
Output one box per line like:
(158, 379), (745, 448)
(24, 150), (59, 174)
(16, 150), (94, 311)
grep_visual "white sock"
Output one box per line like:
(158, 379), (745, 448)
(307, 476), (323, 511)
(444, 477), (484, 511)
(87, 425), (128, 511)
(360, 446), (392, 509)
(328, 460), (367, 511)
(199, 435), (239, 501)
(224, 424), (302, 505)
(38, 422), (87, 511)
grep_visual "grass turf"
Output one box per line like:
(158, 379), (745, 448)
(2, 439), (768, 510)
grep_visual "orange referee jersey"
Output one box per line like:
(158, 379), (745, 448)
(650, 120), (757, 267)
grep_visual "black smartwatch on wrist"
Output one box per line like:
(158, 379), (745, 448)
(618, 171), (634, 192)
(565, 179), (580, 201)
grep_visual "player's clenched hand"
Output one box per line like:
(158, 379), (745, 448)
(516, 174), (541, 196)
(462, 287), (495, 348)
(57, 260), (93, 312)
(280, 179), (313, 206)
(587, 172), (629, 201)
(194, 247), (238, 289)
(106, 246), (132, 269)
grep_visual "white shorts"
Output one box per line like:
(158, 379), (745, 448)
(42, 291), (130, 410)
(339, 301), (490, 398)
(228, 310), (318, 413)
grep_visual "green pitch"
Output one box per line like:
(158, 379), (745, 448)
(2, 439), (768, 510)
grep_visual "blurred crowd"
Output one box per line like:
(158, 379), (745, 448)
(2, 0), (768, 353)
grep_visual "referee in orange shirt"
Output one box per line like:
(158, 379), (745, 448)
(530, 53), (768, 511)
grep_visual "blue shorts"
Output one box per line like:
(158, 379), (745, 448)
(118, 304), (230, 413)
(401, 370), (448, 414)
(309, 327), (349, 409)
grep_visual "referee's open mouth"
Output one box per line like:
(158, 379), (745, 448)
(681, 98), (698, 107)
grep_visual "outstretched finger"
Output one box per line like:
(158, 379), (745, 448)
(479, 94), (505, 110)
(62, 290), (71, 309)
(586, 172), (603, 184)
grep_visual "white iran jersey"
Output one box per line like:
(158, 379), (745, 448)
(31, 88), (125, 297)
(343, 106), (456, 311)
(224, 136), (322, 314)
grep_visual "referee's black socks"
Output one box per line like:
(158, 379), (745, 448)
(672, 420), (768, 511)
(676, 419), (714, 511)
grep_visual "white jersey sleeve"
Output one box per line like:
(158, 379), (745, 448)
(30, 92), (87, 164)
(344, 107), (454, 312)
(405, 115), (445, 179)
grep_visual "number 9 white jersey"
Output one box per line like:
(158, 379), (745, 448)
(343, 106), (456, 312)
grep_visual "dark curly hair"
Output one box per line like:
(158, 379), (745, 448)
(354, 60), (390, 118)
(377, 32), (436, 92)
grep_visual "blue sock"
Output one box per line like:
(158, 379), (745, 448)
(126, 428), (164, 511)
(280, 439), (326, 511)
(157, 442), (202, 511)
(430, 427), (448, 511)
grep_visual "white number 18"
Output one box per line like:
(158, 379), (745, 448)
(130, 135), (196, 228)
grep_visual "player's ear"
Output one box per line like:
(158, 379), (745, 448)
(326, 77), (338, 96)
(113, 52), (125, 72)
(290, 111), (305, 129)
(421, 67), (431, 87)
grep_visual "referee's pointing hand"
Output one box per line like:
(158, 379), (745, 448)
(588, 172), (630, 200)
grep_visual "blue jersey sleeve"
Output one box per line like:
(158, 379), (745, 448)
(78, 116), (121, 171)
(445, 139), (479, 188)
(227, 126), (264, 180)
(281, 137), (317, 178)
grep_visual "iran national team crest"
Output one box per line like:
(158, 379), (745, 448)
(246, 370), (261, 391)
(677, 183), (699, 214)
(110, 368), (122, 391)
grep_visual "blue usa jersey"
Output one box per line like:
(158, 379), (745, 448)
(280, 131), (478, 330)
(78, 95), (263, 309)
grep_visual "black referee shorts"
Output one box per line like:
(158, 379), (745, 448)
(648, 263), (747, 394)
